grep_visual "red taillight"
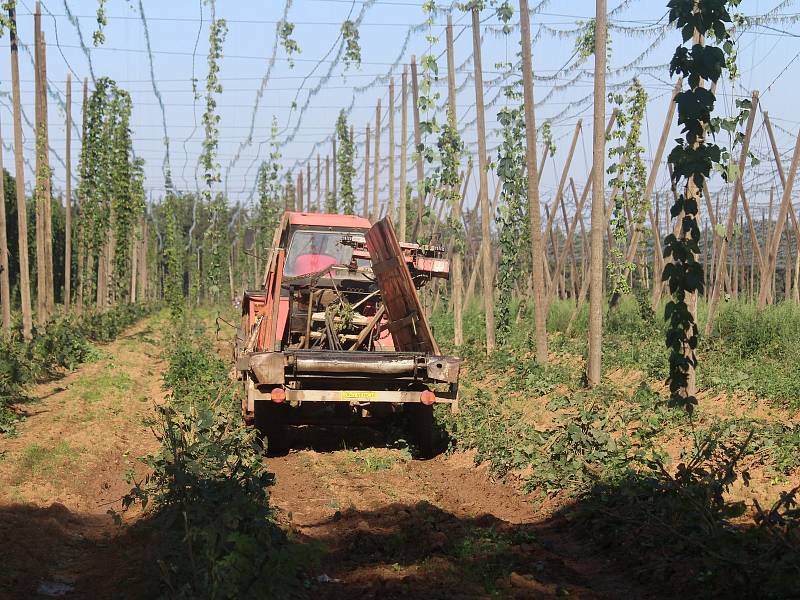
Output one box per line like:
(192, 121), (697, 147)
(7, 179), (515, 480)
(420, 390), (436, 406)
(270, 387), (286, 403)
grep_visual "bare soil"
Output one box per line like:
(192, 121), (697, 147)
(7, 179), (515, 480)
(0, 317), (166, 600)
(4, 315), (790, 599)
(268, 426), (646, 599)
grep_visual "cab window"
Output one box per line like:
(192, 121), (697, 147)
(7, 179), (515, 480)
(284, 231), (354, 277)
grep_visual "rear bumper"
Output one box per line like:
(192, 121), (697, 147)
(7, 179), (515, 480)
(237, 349), (461, 385)
(247, 383), (458, 407)
(238, 349), (461, 414)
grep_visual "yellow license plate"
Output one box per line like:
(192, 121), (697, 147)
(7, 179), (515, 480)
(340, 391), (377, 401)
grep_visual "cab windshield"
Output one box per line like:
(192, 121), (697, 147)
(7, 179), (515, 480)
(284, 230), (354, 277)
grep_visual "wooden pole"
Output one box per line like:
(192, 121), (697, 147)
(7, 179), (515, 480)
(588, 0), (608, 385)
(764, 111), (800, 244)
(332, 136), (337, 210)
(411, 56), (425, 230)
(543, 120), (581, 292)
(34, 3), (47, 322)
(471, 7), (496, 352)
(705, 91), (759, 335)
(372, 98), (382, 221)
(10, 5), (33, 338)
(784, 232), (791, 301)
(298, 171), (304, 213)
(64, 74), (72, 310)
(548, 112), (618, 308)
(388, 77), (396, 225)
(325, 156), (330, 212)
(446, 15), (464, 346)
(40, 30), (54, 312)
(306, 162), (311, 213)
(76, 78), (87, 314)
(139, 216), (148, 301)
(0, 122), (9, 330)
(399, 66), (409, 241)
(363, 124), (371, 219)
(316, 154), (321, 212)
(759, 130), (800, 308)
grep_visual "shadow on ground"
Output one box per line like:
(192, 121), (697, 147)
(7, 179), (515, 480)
(0, 502), (159, 600)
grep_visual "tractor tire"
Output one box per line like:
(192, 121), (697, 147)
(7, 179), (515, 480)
(255, 402), (290, 457)
(412, 403), (436, 459)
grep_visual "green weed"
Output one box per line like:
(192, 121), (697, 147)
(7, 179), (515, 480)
(348, 448), (411, 472)
(15, 441), (80, 481)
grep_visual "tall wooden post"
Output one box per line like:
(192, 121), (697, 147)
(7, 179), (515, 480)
(0, 123), (10, 330)
(130, 220), (138, 303)
(546, 122), (587, 304)
(9, 5), (33, 339)
(588, 0), (608, 386)
(372, 98), (382, 221)
(759, 130), (800, 308)
(411, 56), (424, 229)
(763, 111), (800, 245)
(76, 78), (87, 314)
(297, 172), (303, 213)
(388, 78), (396, 225)
(34, 3), (47, 322)
(65, 74), (72, 310)
(138, 216), (148, 301)
(40, 30), (54, 312)
(399, 66), (409, 241)
(705, 91), (759, 334)
(325, 156), (330, 211)
(306, 162), (311, 213)
(332, 136), (337, 210)
(446, 15), (464, 346)
(363, 124), (371, 219)
(316, 154), (321, 212)
(470, 7), (495, 352)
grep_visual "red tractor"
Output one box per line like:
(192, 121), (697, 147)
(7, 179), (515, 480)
(235, 211), (461, 457)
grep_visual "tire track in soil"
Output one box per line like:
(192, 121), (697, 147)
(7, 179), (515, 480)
(0, 315), (169, 600)
(269, 433), (648, 600)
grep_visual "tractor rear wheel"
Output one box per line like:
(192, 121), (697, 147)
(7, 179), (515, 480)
(411, 403), (436, 459)
(255, 402), (290, 457)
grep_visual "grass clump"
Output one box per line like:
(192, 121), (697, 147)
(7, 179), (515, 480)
(15, 441), (80, 482)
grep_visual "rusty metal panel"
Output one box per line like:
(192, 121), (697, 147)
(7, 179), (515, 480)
(426, 356), (461, 384)
(250, 352), (286, 385)
(365, 217), (440, 354)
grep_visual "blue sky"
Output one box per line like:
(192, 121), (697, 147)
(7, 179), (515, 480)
(1, 0), (799, 225)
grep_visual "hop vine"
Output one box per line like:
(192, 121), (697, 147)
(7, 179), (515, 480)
(279, 21), (301, 68)
(341, 20), (361, 70)
(256, 116), (283, 246)
(607, 79), (648, 298)
(494, 76), (530, 343)
(93, 0), (107, 46)
(663, 0), (740, 412)
(201, 4), (228, 301)
(336, 110), (356, 215)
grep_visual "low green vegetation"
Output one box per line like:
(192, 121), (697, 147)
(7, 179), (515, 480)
(347, 447), (412, 472)
(0, 303), (153, 435)
(15, 441), (81, 482)
(432, 297), (800, 598)
(120, 316), (314, 599)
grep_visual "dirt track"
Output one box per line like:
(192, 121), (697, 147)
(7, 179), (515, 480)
(0, 317), (165, 600)
(268, 427), (643, 599)
(0, 315), (643, 599)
